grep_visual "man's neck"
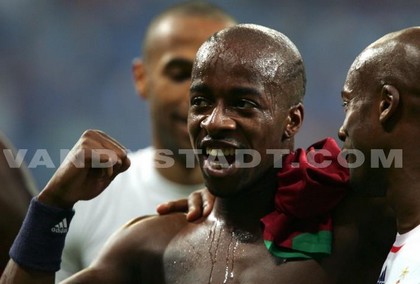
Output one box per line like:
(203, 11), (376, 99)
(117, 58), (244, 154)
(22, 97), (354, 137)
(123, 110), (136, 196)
(394, 201), (420, 234)
(387, 167), (420, 234)
(210, 171), (277, 234)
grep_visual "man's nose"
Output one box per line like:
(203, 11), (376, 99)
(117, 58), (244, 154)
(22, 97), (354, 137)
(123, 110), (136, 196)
(337, 125), (346, 142)
(200, 105), (236, 135)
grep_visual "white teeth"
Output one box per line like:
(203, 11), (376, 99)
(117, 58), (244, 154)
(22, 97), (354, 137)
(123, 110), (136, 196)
(206, 148), (235, 156)
(209, 160), (229, 169)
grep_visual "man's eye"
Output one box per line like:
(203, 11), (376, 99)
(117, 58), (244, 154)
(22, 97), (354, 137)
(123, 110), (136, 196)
(342, 101), (349, 111)
(167, 68), (191, 82)
(236, 99), (257, 109)
(191, 97), (210, 107)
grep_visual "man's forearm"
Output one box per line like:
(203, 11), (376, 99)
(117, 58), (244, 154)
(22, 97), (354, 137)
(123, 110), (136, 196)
(0, 197), (75, 284)
(1, 259), (54, 284)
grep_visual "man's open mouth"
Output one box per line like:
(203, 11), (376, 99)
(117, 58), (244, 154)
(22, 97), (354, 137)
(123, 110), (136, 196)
(204, 147), (236, 169)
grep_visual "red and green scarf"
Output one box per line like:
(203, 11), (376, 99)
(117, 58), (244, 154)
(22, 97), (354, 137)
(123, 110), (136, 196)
(261, 138), (349, 259)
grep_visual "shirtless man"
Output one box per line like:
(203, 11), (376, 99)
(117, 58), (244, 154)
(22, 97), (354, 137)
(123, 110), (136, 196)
(57, 2), (236, 280)
(163, 27), (420, 283)
(1, 24), (358, 283)
(1, 25), (382, 284)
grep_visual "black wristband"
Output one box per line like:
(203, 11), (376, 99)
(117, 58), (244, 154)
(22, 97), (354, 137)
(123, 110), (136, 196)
(9, 197), (75, 272)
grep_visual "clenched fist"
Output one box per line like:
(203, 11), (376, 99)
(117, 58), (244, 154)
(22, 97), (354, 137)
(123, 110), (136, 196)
(38, 130), (131, 209)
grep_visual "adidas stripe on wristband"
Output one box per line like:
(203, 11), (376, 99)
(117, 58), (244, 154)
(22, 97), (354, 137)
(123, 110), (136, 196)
(9, 197), (75, 272)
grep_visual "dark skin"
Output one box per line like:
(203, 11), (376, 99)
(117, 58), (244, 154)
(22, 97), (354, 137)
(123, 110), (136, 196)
(158, 184), (395, 283)
(337, 26), (420, 281)
(1, 24), (354, 284)
(132, 13), (235, 186)
(161, 28), (420, 284)
(339, 27), (420, 235)
(0, 133), (36, 273)
(61, 25), (353, 283)
(1, 24), (400, 283)
(57, 10), (237, 281)
(1, 129), (131, 284)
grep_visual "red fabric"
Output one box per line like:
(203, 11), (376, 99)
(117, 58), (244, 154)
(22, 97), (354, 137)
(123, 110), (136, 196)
(390, 245), (404, 253)
(261, 137), (349, 251)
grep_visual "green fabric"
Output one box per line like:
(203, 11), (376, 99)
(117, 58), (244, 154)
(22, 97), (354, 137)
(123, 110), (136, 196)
(264, 230), (332, 260)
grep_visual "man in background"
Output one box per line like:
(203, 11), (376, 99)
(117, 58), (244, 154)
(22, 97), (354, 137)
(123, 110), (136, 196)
(0, 132), (37, 274)
(57, 1), (236, 281)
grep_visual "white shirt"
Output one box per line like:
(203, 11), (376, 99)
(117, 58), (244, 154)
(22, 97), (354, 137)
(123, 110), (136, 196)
(377, 224), (420, 284)
(56, 147), (203, 282)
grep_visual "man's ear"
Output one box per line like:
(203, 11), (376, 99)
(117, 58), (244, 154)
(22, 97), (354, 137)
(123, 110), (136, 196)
(283, 103), (304, 139)
(379, 85), (400, 124)
(132, 58), (148, 100)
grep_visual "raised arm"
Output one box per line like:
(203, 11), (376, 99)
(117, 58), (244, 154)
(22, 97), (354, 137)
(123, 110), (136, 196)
(0, 130), (130, 284)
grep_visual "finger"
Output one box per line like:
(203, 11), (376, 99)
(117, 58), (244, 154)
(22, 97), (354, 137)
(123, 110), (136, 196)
(82, 129), (127, 161)
(201, 188), (215, 218)
(114, 155), (131, 173)
(106, 153), (130, 179)
(156, 199), (189, 215)
(96, 131), (130, 168)
(86, 130), (130, 177)
(95, 129), (128, 150)
(89, 148), (118, 177)
(155, 203), (169, 215)
(186, 191), (204, 222)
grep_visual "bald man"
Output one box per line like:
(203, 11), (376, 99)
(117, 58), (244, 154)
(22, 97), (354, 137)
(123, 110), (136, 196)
(56, 1), (236, 281)
(338, 26), (420, 283)
(2, 24), (356, 283)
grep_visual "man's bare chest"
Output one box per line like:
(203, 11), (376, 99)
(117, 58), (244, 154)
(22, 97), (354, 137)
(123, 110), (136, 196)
(162, 225), (323, 283)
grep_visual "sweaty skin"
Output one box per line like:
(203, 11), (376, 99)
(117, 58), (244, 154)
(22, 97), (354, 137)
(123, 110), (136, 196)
(0, 24), (398, 284)
(62, 24), (327, 283)
(57, 3), (237, 280)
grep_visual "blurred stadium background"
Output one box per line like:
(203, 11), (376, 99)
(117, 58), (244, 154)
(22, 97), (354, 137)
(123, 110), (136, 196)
(0, 0), (418, 188)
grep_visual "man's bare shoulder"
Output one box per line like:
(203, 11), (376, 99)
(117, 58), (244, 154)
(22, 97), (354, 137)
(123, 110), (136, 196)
(124, 213), (190, 236)
(101, 213), (195, 260)
(77, 213), (193, 282)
